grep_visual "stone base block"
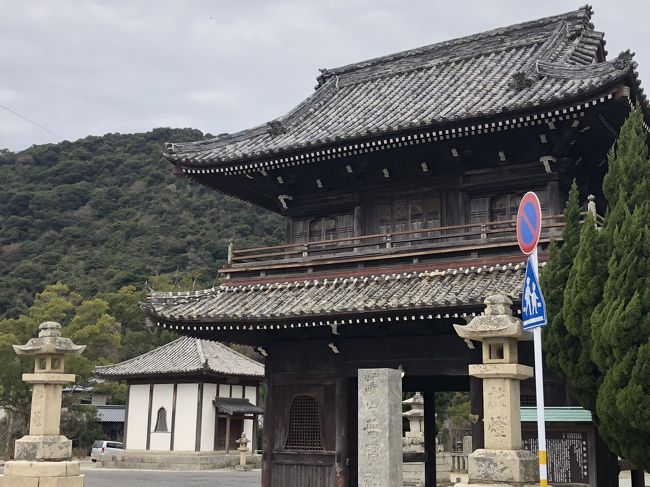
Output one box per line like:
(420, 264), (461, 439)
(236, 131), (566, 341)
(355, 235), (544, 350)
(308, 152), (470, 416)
(0, 474), (84, 487)
(99, 451), (262, 471)
(465, 449), (538, 485)
(234, 464), (251, 471)
(454, 483), (539, 487)
(14, 435), (72, 461)
(0, 476), (40, 487)
(35, 476), (84, 487)
(5, 460), (80, 477)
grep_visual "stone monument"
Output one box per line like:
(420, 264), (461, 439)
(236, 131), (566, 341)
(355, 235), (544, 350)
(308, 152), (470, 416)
(0, 321), (86, 487)
(358, 368), (403, 487)
(453, 295), (538, 486)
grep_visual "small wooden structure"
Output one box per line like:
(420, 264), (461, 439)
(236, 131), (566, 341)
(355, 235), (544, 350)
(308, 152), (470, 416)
(141, 6), (648, 486)
(95, 337), (263, 454)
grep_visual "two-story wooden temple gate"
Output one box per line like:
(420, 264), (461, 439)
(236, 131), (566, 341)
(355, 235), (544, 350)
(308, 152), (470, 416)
(142, 6), (648, 486)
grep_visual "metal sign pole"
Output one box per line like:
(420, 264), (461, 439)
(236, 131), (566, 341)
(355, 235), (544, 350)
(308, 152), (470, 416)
(530, 246), (548, 487)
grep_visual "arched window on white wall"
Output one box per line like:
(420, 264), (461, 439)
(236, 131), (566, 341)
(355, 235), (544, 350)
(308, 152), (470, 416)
(154, 407), (168, 433)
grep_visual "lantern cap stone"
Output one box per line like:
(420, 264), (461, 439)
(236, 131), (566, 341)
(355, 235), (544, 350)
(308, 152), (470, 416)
(13, 321), (86, 356)
(454, 294), (532, 341)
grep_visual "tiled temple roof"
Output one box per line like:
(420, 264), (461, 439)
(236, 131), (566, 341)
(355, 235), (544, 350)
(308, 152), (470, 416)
(214, 398), (264, 415)
(165, 6), (642, 167)
(95, 336), (264, 379)
(141, 263), (539, 329)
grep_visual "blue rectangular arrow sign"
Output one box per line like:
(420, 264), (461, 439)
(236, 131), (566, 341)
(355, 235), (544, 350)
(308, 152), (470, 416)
(522, 257), (547, 330)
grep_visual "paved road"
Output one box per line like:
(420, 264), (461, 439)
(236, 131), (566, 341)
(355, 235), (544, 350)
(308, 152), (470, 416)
(83, 467), (261, 487)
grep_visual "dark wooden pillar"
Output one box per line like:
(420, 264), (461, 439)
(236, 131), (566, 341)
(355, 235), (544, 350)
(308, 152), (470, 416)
(470, 377), (484, 450)
(225, 415), (232, 454)
(335, 377), (349, 487)
(252, 414), (258, 453)
(145, 384), (154, 450)
(595, 432), (618, 486)
(262, 373), (274, 487)
(631, 469), (645, 487)
(170, 383), (178, 451)
(423, 391), (436, 487)
(195, 382), (204, 451)
(123, 384), (130, 447)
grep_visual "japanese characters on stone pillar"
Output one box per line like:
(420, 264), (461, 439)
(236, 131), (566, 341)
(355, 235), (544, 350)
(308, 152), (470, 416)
(454, 295), (538, 487)
(358, 368), (403, 487)
(0, 321), (86, 487)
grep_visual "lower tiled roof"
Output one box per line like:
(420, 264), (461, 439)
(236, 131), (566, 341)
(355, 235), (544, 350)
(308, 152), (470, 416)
(96, 405), (126, 423)
(214, 398), (263, 415)
(142, 263), (537, 329)
(95, 337), (264, 379)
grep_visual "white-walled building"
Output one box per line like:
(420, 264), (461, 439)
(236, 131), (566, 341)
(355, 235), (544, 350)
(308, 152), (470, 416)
(95, 337), (264, 453)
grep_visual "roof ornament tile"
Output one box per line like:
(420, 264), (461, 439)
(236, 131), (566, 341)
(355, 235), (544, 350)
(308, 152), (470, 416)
(612, 50), (635, 71)
(509, 71), (535, 92)
(267, 120), (287, 136)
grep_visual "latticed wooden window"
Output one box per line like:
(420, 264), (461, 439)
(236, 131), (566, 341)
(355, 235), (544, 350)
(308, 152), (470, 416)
(284, 395), (324, 451)
(293, 212), (354, 243)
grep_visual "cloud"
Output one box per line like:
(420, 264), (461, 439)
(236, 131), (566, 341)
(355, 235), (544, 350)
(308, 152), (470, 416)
(1, 0), (648, 152)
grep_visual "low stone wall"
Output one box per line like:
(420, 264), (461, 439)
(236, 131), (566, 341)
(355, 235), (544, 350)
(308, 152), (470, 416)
(99, 450), (261, 471)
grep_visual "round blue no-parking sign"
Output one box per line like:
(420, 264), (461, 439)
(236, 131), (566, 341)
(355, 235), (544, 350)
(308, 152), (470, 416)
(516, 192), (542, 255)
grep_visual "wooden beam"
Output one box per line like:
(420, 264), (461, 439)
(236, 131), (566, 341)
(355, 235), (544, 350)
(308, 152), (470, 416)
(145, 384), (154, 451)
(261, 371), (274, 487)
(123, 385), (131, 447)
(195, 382), (204, 451)
(170, 383), (177, 451)
(225, 415), (232, 454)
(423, 392), (436, 487)
(335, 378), (349, 487)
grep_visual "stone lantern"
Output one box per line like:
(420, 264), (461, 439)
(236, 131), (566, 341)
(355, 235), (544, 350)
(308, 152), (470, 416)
(0, 321), (86, 487)
(235, 432), (250, 471)
(453, 295), (537, 486)
(402, 392), (425, 452)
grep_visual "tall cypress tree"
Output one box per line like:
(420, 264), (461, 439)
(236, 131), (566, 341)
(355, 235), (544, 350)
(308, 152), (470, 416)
(541, 181), (581, 375)
(561, 212), (607, 411)
(589, 106), (650, 469)
(542, 106), (650, 469)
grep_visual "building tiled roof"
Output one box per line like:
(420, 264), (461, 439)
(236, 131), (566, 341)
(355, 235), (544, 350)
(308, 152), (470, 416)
(166, 6), (641, 167)
(141, 263), (538, 330)
(96, 405), (126, 423)
(95, 337), (264, 379)
(214, 398), (264, 415)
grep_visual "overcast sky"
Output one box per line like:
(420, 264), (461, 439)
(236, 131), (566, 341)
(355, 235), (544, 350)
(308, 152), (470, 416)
(1, 0), (648, 152)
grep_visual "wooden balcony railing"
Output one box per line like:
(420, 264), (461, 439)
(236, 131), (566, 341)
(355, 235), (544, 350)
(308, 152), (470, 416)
(225, 211), (602, 270)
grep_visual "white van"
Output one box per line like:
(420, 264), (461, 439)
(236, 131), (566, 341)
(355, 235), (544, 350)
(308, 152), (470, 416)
(90, 440), (124, 462)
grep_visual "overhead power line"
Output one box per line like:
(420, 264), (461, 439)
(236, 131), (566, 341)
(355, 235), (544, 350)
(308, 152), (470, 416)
(0, 103), (65, 140)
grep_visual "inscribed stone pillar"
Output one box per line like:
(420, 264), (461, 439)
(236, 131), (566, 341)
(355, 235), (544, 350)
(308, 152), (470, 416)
(0, 321), (86, 487)
(454, 295), (538, 487)
(358, 368), (403, 487)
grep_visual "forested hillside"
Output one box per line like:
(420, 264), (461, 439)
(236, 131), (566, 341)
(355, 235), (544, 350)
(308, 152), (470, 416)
(0, 128), (284, 318)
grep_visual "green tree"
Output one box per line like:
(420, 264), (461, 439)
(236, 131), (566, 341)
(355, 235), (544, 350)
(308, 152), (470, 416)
(541, 181), (581, 374)
(0, 283), (123, 456)
(547, 107), (650, 469)
(560, 213), (607, 411)
(0, 128), (283, 319)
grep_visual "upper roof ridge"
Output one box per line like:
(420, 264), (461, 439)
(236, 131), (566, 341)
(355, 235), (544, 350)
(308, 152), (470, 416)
(316, 6), (592, 86)
(94, 336), (187, 371)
